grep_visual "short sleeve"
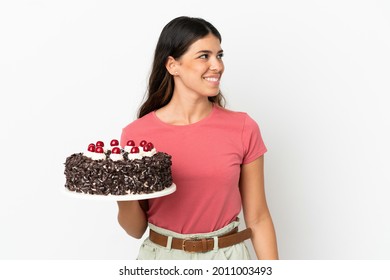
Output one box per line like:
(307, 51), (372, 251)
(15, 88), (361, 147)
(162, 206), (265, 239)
(242, 114), (267, 164)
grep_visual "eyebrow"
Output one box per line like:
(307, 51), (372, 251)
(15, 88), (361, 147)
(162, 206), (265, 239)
(196, 49), (224, 54)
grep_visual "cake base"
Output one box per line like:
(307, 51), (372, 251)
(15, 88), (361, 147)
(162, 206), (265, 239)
(62, 183), (176, 201)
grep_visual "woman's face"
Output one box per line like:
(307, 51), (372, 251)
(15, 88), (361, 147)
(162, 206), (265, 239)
(174, 34), (224, 99)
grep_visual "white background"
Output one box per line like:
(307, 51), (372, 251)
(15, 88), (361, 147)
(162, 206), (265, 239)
(1, 0), (389, 260)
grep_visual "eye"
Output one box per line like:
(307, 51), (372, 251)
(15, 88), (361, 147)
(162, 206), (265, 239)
(199, 54), (209, 59)
(217, 53), (224, 59)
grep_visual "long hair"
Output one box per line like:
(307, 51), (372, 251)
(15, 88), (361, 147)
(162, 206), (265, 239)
(138, 16), (226, 118)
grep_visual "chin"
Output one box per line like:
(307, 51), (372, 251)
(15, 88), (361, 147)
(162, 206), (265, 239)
(208, 89), (220, 97)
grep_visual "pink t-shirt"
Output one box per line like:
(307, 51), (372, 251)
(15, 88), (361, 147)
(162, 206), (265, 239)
(121, 105), (267, 234)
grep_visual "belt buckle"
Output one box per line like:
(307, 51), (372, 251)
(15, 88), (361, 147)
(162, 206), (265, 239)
(182, 238), (197, 253)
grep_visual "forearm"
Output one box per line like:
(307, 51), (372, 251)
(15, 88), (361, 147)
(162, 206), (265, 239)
(117, 201), (148, 239)
(247, 214), (279, 260)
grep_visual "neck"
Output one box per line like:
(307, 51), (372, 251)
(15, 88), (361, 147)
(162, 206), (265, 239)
(156, 93), (213, 125)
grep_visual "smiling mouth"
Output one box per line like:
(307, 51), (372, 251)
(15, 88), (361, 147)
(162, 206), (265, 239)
(203, 77), (220, 82)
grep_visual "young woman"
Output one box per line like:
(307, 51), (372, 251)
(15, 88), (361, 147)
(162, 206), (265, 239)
(117, 16), (278, 260)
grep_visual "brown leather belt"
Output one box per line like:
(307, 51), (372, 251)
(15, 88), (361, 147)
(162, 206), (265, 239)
(149, 227), (252, 253)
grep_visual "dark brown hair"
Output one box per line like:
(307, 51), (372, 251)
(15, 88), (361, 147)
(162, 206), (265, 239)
(138, 16), (225, 118)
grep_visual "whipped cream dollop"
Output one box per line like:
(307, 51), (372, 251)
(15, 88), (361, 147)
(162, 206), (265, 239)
(110, 153), (124, 161)
(124, 145), (135, 153)
(140, 148), (157, 158)
(91, 152), (106, 161)
(126, 152), (143, 160)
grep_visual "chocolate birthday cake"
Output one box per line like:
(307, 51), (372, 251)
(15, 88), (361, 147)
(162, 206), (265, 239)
(64, 139), (173, 195)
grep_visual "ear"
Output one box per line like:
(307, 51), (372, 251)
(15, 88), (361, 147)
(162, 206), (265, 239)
(165, 56), (178, 75)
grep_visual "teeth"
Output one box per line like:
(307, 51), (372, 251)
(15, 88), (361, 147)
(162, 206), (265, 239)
(204, 77), (219, 82)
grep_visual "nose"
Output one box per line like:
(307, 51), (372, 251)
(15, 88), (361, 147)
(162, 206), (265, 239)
(209, 58), (224, 72)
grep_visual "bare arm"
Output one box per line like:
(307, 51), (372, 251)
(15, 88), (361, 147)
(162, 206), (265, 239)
(239, 156), (279, 259)
(116, 200), (148, 239)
